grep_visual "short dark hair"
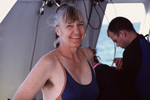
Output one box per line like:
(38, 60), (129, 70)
(107, 17), (136, 36)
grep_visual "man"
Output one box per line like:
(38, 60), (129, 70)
(107, 16), (150, 100)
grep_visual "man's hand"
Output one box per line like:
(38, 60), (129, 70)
(111, 58), (123, 70)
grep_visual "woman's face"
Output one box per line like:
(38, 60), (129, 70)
(55, 19), (85, 48)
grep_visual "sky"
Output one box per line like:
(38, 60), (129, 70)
(0, 0), (17, 23)
(103, 3), (146, 24)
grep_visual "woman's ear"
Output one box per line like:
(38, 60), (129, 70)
(55, 25), (60, 36)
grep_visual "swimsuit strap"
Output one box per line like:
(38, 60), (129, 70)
(52, 53), (66, 100)
(93, 62), (102, 68)
(80, 48), (93, 67)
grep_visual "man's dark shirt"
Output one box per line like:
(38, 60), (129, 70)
(120, 34), (145, 100)
(95, 34), (146, 100)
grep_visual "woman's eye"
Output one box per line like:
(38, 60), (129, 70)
(67, 25), (73, 28)
(78, 23), (84, 26)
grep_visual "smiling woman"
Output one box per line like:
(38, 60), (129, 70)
(56, 19), (85, 47)
(12, 3), (99, 100)
(54, 3), (85, 48)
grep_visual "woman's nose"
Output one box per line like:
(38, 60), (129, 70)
(74, 25), (80, 33)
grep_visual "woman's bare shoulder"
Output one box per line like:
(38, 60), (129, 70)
(33, 50), (59, 72)
(80, 47), (93, 57)
(80, 47), (95, 66)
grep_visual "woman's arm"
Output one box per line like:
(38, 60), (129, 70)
(12, 55), (54, 100)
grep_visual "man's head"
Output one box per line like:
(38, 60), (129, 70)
(107, 17), (137, 49)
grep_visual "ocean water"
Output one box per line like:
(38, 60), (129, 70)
(96, 23), (141, 66)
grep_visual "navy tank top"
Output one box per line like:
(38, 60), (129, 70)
(55, 53), (99, 100)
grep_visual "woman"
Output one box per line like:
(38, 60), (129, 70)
(13, 3), (99, 100)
